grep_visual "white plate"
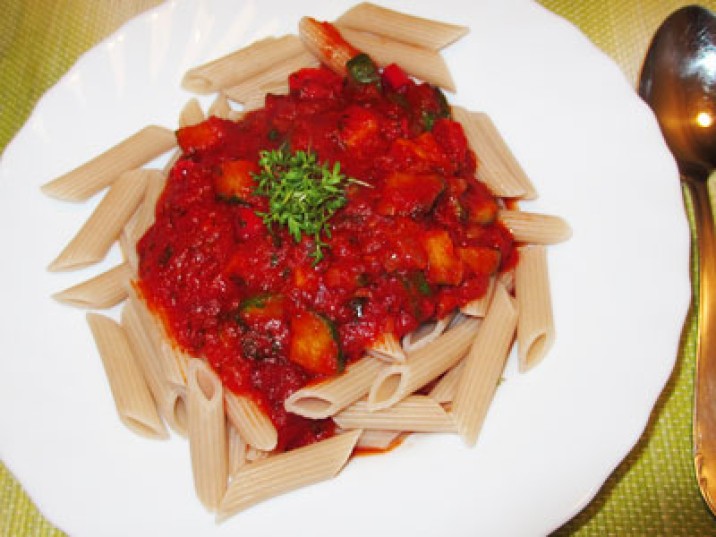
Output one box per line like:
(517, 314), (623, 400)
(0, 0), (690, 535)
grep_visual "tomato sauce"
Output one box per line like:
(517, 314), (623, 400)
(137, 63), (516, 451)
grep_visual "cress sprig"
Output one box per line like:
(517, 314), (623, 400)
(253, 148), (364, 263)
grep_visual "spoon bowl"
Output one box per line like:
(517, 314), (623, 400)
(638, 4), (716, 514)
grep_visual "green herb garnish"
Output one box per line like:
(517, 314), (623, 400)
(253, 148), (362, 263)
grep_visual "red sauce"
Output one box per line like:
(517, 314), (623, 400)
(137, 64), (516, 452)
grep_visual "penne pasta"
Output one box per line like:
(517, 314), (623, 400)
(179, 97), (206, 127)
(355, 429), (403, 451)
(367, 318), (480, 411)
(336, 2), (468, 50)
(48, 169), (149, 271)
(53, 262), (132, 309)
(452, 283), (518, 446)
(334, 395), (456, 433)
(428, 359), (465, 404)
(223, 50), (318, 104)
(224, 391), (278, 452)
(120, 298), (188, 436)
(299, 16), (357, 77)
(182, 35), (306, 94)
(187, 358), (228, 512)
(498, 209), (572, 244)
(514, 245), (555, 371)
(336, 27), (457, 92)
(217, 429), (361, 521)
(460, 277), (496, 317)
(41, 125), (175, 201)
(401, 313), (454, 352)
(227, 424), (248, 477)
(367, 332), (406, 363)
(120, 169), (166, 273)
(451, 107), (538, 199)
(86, 312), (168, 439)
(208, 93), (232, 119)
(284, 355), (384, 419)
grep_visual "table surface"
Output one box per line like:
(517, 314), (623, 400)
(1, 1), (715, 535)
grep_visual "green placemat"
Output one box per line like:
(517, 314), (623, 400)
(2, 1), (716, 536)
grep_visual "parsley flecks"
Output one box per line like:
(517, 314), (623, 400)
(253, 148), (359, 263)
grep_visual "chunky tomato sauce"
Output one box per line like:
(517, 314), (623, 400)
(137, 63), (516, 451)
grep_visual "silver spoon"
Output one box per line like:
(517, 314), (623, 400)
(638, 4), (716, 513)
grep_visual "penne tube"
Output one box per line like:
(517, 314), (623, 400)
(336, 27), (457, 92)
(355, 429), (403, 451)
(121, 298), (188, 436)
(208, 93), (232, 119)
(86, 313), (167, 439)
(223, 50), (318, 104)
(227, 424), (248, 477)
(284, 355), (384, 419)
(217, 429), (361, 521)
(336, 3), (468, 50)
(182, 35), (305, 94)
(460, 277), (496, 317)
(428, 359), (465, 404)
(514, 245), (554, 371)
(187, 358), (228, 512)
(224, 391), (278, 452)
(179, 97), (206, 127)
(334, 395), (456, 433)
(298, 17), (358, 77)
(53, 262), (133, 309)
(41, 125), (175, 201)
(367, 332), (406, 363)
(451, 107), (538, 199)
(127, 284), (186, 390)
(402, 314), (454, 352)
(48, 169), (149, 271)
(498, 209), (572, 244)
(120, 169), (166, 273)
(367, 317), (480, 410)
(452, 283), (518, 446)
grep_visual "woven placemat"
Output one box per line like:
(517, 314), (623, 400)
(1, 1), (716, 536)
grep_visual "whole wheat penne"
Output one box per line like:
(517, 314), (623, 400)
(48, 169), (149, 271)
(452, 283), (518, 446)
(355, 429), (403, 451)
(53, 262), (133, 309)
(451, 107), (537, 199)
(284, 355), (384, 419)
(298, 16), (358, 77)
(127, 284), (186, 390)
(120, 298), (188, 436)
(498, 209), (572, 244)
(223, 50), (318, 104)
(402, 314), (454, 352)
(336, 3), (468, 50)
(367, 332), (406, 363)
(515, 245), (554, 371)
(179, 98), (206, 127)
(208, 93), (232, 119)
(334, 395), (456, 433)
(367, 317), (480, 410)
(187, 358), (228, 511)
(428, 359), (465, 404)
(217, 429), (361, 521)
(182, 35), (305, 94)
(41, 125), (175, 201)
(227, 424), (248, 476)
(224, 391), (278, 452)
(460, 277), (496, 317)
(337, 27), (456, 92)
(86, 313), (168, 439)
(120, 169), (166, 273)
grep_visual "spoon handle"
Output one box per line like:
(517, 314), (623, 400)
(688, 174), (716, 512)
